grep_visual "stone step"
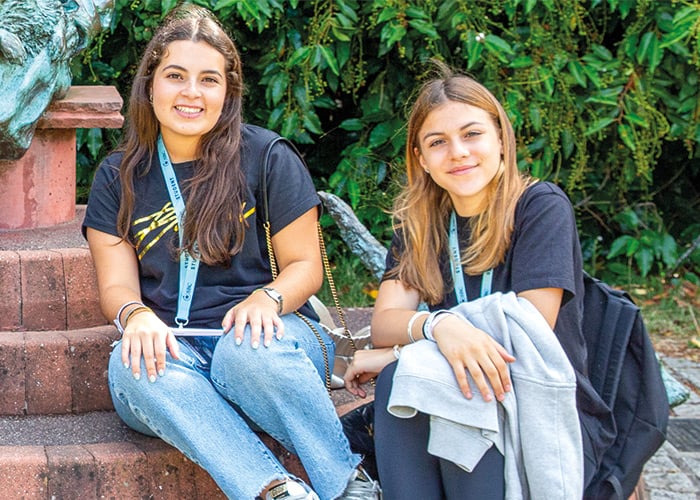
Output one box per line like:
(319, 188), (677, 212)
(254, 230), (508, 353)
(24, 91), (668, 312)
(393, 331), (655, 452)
(0, 394), (372, 499)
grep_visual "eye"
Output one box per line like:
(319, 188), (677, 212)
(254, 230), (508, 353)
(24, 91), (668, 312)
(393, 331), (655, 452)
(166, 72), (183, 80)
(465, 130), (482, 138)
(202, 76), (221, 85)
(428, 138), (445, 148)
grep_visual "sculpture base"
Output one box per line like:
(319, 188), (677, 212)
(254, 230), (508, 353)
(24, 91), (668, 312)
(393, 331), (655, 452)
(0, 86), (123, 230)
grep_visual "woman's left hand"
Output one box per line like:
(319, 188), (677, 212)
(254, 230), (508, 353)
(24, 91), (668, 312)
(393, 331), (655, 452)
(343, 348), (396, 398)
(432, 314), (515, 402)
(222, 292), (284, 349)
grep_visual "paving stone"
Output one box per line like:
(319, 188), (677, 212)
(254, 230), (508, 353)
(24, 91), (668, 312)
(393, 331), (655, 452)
(0, 332), (26, 415)
(0, 251), (21, 330)
(46, 445), (99, 499)
(20, 250), (67, 330)
(0, 445), (48, 498)
(25, 331), (72, 415)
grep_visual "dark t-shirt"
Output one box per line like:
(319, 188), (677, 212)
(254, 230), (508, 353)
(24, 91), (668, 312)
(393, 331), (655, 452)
(384, 182), (607, 424)
(83, 124), (321, 327)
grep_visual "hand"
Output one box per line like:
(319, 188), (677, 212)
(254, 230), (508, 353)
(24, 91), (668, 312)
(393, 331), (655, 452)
(222, 291), (284, 349)
(121, 310), (179, 382)
(432, 314), (515, 402)
(343, 348), (396, 398)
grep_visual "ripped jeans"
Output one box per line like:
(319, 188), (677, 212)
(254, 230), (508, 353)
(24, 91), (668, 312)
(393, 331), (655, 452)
(108, 313), (360, 500)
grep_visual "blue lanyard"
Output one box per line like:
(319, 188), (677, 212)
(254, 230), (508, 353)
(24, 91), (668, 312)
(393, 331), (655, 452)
(157, 135), (200, 327)
(448, 210), (493, 303)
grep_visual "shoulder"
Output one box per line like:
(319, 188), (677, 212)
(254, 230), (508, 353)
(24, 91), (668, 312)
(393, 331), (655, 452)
(92, 150), (125, 183)
(241, 123), (280, 147)
(517, 181), (573, 213)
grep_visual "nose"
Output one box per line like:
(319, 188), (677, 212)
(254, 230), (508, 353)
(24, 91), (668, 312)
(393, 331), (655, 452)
(181, 78), (201, 98)
(451, 140), (470, 159)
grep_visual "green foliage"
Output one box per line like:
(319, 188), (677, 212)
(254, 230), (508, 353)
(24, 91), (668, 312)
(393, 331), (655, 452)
(73, 0), (700, 280)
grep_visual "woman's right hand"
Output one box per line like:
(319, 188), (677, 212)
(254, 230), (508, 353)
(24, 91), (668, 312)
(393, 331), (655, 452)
(121, 310), (179, 383)
(343, 348), (396, 398)
(432, 314), (515, 402)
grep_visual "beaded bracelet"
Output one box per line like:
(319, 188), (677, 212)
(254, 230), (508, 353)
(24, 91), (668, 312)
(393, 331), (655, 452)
(406, 311), (429, 343)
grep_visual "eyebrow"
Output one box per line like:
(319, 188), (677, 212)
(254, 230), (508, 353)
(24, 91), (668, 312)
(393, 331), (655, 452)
(421, 121), (484, 142)
(161, 64), (224, 78)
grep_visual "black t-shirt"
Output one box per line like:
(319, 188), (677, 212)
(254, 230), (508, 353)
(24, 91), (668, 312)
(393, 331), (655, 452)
(83, 124), (321, 327)
(384, 182), (606, 418)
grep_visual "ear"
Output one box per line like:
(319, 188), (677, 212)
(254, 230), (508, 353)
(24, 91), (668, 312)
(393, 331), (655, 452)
(414, 146), (427, 169)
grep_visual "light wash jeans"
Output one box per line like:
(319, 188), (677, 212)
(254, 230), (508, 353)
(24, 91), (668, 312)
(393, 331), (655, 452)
(108, 313), (361, 500)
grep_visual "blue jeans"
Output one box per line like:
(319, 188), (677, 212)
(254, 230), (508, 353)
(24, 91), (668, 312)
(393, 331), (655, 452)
(108, 313), (360, 500)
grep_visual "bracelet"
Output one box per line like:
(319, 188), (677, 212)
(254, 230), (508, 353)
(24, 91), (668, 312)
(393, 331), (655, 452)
(422, 310), (454, 342)
(114, 300), (144, 334)
(123, 305), (153, 327)
(407, 311), (429, 343)
(392, 344), (401, 360)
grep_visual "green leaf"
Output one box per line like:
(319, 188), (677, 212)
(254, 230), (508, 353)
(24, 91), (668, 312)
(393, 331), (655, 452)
(617, 124), (636, 151)
(567, 60), (587, 87)
(584, 116), (615, 136)
(634, 247), (654, 276)
(86, 128), (103, 160)
(302, 110), (323, 135)
(318, 45), (340, 75)
(591, 44), (614, 61)
(339, 118), (364, 131)
(484, 34), (515, 59)
(608, 235), (634, 259)
(369, 122), (396, 148)
(377, 7), (399, 24)
(380, 23), (407, 48)
(624, 112), (649, 128)
(161, 0), (178, 13)
(269, 72), (289, 105)
(287, 46), (311, 68)
(509, 56), (534, 69)
(408, 19), (440, 39)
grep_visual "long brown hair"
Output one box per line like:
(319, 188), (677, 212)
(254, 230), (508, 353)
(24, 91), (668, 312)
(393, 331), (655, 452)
(116, 3), (245, 266)
(389, 63), (533, 304)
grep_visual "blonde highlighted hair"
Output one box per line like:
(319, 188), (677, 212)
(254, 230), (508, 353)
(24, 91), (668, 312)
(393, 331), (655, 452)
(388, 63), (533, 304)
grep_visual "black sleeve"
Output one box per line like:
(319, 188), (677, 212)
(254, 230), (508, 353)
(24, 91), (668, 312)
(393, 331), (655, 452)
(264, 141), (321, 235)
(509, 182), (579, 305)
(81, 153), (123, 238)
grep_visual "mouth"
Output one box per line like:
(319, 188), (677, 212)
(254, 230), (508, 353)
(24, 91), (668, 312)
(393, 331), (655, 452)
(174, 105), (203, 115)
(449, 164), (476, 175)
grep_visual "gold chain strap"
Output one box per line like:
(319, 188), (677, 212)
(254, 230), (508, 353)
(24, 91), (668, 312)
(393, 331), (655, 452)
(260, 136), (361, 394)
(263, 220), (332, 394)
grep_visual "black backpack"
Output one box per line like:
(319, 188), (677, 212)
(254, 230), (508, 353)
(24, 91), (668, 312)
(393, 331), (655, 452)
(582, 273), (669, 499)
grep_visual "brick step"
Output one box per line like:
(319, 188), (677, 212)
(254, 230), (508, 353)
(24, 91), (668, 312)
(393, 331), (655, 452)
(0, 396), (371, 499)
(0, 207), (108, 333)
(0, 309), (373, 416)
(0, 326), (116, 416)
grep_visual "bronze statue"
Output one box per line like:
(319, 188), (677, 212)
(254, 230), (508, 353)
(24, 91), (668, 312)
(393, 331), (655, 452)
(0, 0), (114, 160)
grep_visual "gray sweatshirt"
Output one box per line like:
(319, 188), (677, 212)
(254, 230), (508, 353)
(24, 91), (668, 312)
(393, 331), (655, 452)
(388, 292), (583, 499)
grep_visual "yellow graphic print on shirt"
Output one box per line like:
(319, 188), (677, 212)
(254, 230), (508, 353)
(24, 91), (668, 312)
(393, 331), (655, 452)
(132, 201), (256, 260)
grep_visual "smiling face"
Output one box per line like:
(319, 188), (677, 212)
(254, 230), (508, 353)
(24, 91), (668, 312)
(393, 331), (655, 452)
(151, 39), (227, 161)
(414, 100), (503, 216)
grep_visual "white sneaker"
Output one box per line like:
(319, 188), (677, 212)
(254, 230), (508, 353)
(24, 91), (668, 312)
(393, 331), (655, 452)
(337, 467), (382, 499)
(264, 479), (320, 500)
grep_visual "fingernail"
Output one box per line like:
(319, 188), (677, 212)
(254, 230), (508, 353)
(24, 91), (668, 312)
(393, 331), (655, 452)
(264, 339), (271, 348)
(133, 372), (141, 381)
(276, 333), (283, 340)
(158, 369), (165, 377)
(235, 337), (242, 346)
(252, 340), (259, 349)
(149, 374), (156, 383)
(124, 362), (130, 369)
